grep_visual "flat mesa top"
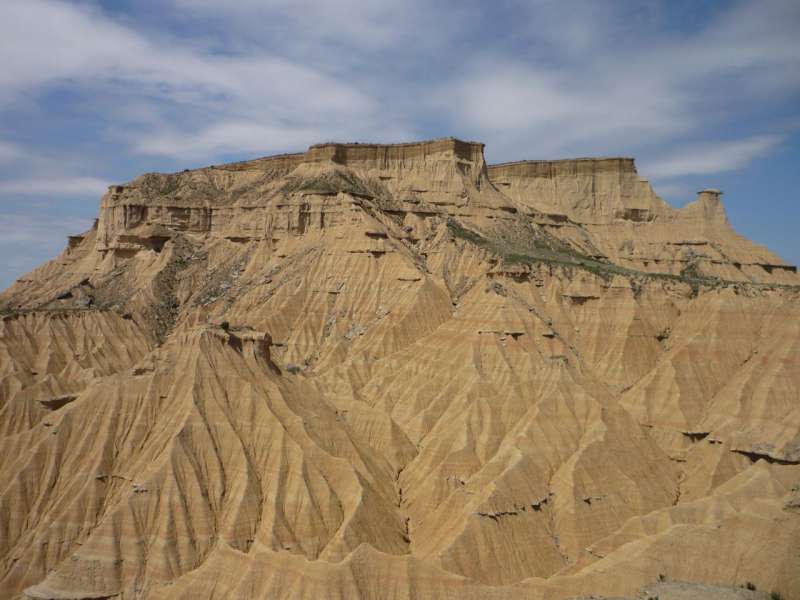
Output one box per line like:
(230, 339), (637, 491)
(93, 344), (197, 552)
(489, 156), (635, 168)
(307, 137), (484, 150)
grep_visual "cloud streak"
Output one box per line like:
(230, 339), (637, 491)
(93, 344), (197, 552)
(3, 0), (798, 170)
(1, 0), (389, 162)
(0, 141), (24, 163)
(0, 212), (92, 244)
(437, 1), (800, 161)
(641, 136), (784, 180)
(0, 211), (93, 286)
(0, 176), (109, 197)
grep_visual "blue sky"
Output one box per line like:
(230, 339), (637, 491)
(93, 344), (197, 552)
(1, 0), (799, 289)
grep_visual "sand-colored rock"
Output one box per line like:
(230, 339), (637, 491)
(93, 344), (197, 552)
(488, 160), (797, 283)
(0, 138), (797, 599)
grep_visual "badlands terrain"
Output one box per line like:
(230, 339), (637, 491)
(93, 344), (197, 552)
(0, 138), (798, 599)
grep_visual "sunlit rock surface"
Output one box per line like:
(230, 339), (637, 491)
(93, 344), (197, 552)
(1, 139), (798, 600)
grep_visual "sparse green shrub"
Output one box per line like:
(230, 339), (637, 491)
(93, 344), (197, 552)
(441, 217), (795, 294)
(503, 253), (534, 266)
(679, 261), (702, 281)
(446, 219), (489, 246)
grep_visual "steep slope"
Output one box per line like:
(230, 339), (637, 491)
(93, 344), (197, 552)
(488, 159), (797, 283)
(1, 138), (798, 600)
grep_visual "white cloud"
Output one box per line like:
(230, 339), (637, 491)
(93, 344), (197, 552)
(0, 213), (92, 244)
(3, 0), (797, 167)
(641, 135), (783, 180)
(0, 141), (24, 163)
(171, 0), (432, 51)
(0, 212), (93, 288)
(0, 0), (383, 161)
(437, 0), (800, 161)
(0, 1), (146, 98)
(134, 121), (330, 160)
(0, 0), (372, 115)
(443, 60), (692, 160)
(691, 0), (800, 76)
(0, 176), (109, 197)
(0, 0), (798, 170)
(133, 120), (414, 160)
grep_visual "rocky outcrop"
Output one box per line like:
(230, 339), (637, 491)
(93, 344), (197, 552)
(488, 159), (796, 282)
(488, 157), (659, 221)
(93, 139), (519, 262)
(0, 139), (798, 600)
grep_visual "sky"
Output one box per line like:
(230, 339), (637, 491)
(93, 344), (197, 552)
(1, 0), (799, 289)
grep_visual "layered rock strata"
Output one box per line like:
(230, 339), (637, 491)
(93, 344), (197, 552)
(1, 138), (798, 600)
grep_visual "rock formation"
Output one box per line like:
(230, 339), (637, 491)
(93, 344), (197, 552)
(0, 138), (798, 600)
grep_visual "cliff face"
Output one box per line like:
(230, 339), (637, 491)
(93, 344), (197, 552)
(488, 157), (657, 220)
(488, 160), (795, 283)
(1, 139), (799, 600)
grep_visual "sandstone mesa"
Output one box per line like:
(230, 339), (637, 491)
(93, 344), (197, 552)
(0, 138), (798, 599)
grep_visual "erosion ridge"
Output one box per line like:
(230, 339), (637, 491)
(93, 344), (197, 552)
(0, 138), (798, 600)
